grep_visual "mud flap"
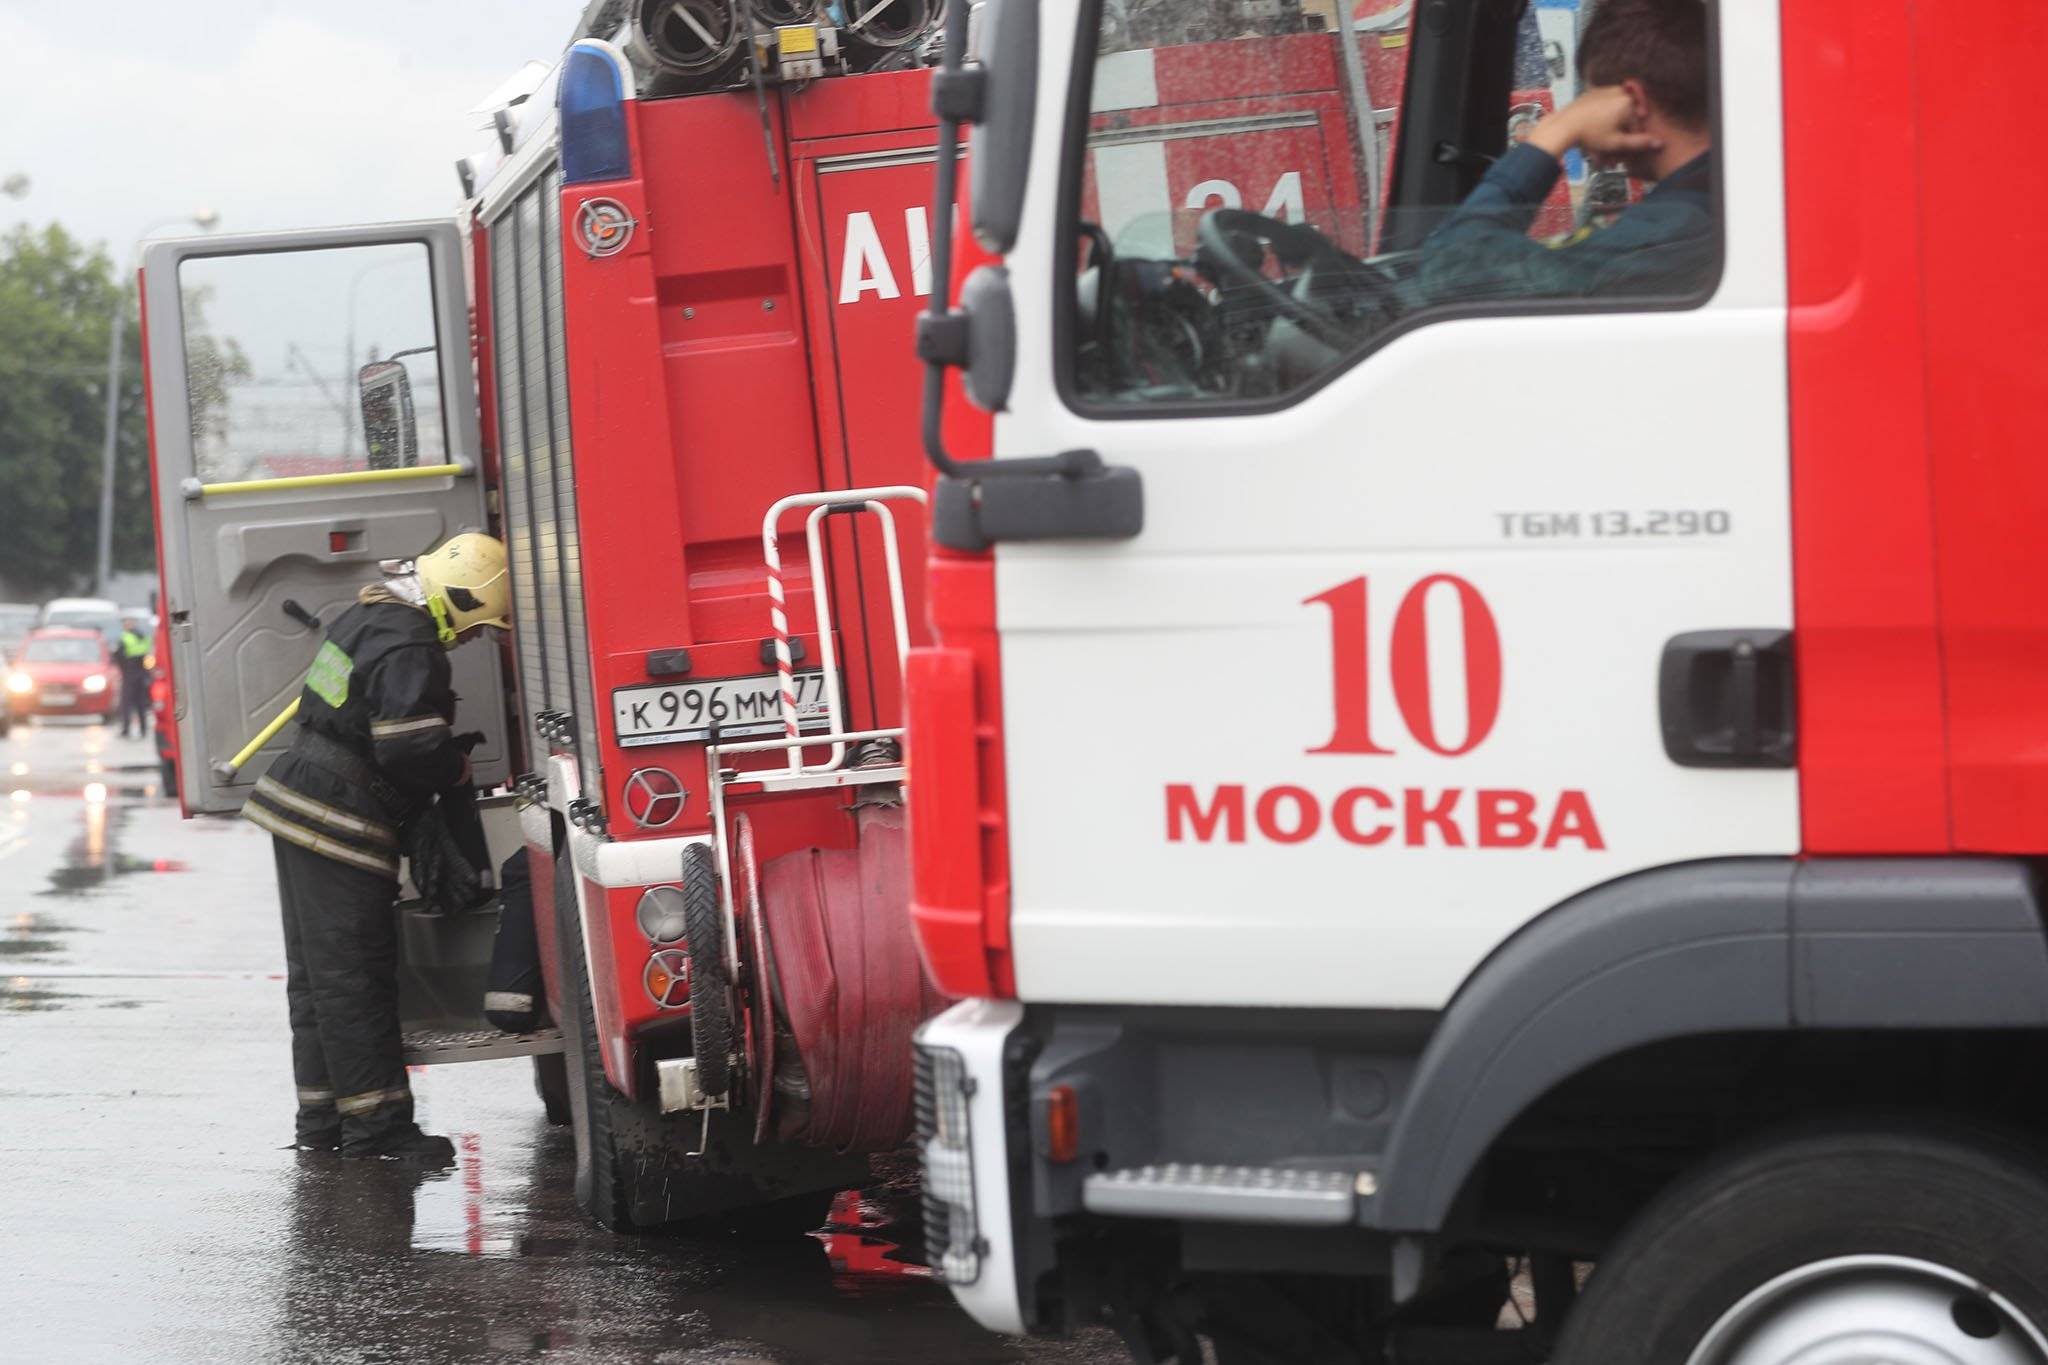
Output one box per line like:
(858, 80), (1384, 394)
(753, 803), (947, 1150)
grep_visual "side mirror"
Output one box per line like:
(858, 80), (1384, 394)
(358, 360), (417, 470)
(968, 0), (1038, 254)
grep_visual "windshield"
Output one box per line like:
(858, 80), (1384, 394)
(1068, 0), (1720, 407)
(21, 638), (101, 664)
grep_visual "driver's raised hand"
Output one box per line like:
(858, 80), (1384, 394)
(1527, 85), (1663, 163)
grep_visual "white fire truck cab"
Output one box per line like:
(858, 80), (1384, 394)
(908, 0), (2048, 1358)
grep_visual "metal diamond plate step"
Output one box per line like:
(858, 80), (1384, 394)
(402, 1026), (564, 1065)
(1083, 1163), (1367, 1226)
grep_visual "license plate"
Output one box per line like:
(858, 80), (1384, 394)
(612, 670), (830, 748)
(40, 690), (75, 706)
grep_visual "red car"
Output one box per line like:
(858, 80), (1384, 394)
(6, 628), (120, 723)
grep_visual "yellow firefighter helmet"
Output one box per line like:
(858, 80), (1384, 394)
(416, 532), (511, 644)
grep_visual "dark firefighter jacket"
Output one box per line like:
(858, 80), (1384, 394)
(242, 589), (464, 879)
(1417, 145), (1717, 306)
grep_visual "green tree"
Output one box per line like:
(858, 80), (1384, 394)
(0, 224), (158, 596)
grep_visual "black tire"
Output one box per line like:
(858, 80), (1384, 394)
(554, 847), (635, 1229)
(532, 1052), (572, 1127)
(158, 758), (177, 794)
(1555, 1123), (2048, 1363)
(681, 841), (733, 1098)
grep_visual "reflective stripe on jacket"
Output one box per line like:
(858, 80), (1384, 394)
(243, 595), (462, 875)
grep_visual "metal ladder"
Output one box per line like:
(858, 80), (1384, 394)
(703, 485), (928, 979)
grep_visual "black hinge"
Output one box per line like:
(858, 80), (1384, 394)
(1659, 630), (1796, 768)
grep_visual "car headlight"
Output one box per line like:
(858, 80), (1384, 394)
(915, 1043), (982, 1284)
(5, 673), (30, 695)
(81, 674), (107, 694)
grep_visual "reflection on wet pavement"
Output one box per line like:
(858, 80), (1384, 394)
(0, 720), (1125, 1364)
(0, 975), (78, 1011)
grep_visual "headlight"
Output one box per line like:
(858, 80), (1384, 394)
(4, 673), (30, 695)
(915, 1043), (982, 1284)
(81, 674), (107, 694)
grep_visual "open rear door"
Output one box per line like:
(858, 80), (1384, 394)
(143, 222), (508, 813)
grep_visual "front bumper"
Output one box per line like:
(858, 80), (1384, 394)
(914, 998), (1026, 1335)
(11, 692), (115, 718)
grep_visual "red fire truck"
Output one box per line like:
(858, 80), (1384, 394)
(142, 1), (960, 1229)
(909, 0), (2048, 1359)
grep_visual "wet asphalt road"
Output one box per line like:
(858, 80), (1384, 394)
(0, 721), (1123, 1365)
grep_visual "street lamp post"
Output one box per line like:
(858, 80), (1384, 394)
(95, 210), (219, 597)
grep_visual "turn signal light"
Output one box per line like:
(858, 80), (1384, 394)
(643, 948), (689, 1010)
(1044, 1084), (1079, 1165)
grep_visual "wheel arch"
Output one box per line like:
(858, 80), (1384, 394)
(1372, 856), (2048, 1234)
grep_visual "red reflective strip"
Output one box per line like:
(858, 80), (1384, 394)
(1044, 1084), (1079, 1165)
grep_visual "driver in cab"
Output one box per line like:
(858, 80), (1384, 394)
(1419, 0), (1714, 306)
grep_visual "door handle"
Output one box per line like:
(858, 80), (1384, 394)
(1659, 630), (1795, 768)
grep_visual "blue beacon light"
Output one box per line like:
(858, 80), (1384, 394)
(560, 40), (634, 185)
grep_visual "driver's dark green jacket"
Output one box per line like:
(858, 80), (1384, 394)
(1418, 145), (1716, 305)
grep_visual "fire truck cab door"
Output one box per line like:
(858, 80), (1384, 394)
(987, 2), (1800, 1010)
(142, 222), (507, 814)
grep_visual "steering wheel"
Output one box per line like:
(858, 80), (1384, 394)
(1194, 208), (1398, 351)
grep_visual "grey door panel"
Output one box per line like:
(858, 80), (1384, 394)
(144, 221), (507, 813)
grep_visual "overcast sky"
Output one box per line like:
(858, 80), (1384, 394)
(0, 0), (583, 261)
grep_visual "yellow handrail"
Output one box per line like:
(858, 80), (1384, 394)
(222, 698), (299, 778)
(188, 462), (468, 499)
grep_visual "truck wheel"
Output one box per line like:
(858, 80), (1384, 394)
(555, 849), (636, 1229)
(681, 841), (733, 1098)
(1554, 1124), (2048, 1363)
(532, 1052), (571, 1127)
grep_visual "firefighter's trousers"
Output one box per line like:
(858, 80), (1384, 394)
(272, 837), (416, 1150)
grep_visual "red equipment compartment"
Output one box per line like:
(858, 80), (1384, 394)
(550, 76), (952, 1093)
(789, 73), (945, 734)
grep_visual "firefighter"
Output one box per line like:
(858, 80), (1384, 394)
(242, 532), (511, 1165)
(116, 617), (151, 738)
(1418, 0), (1714, 305)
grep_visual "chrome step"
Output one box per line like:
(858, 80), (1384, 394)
(402, 1025), (564, 1065)
(1083, 1163), (1367, 1226)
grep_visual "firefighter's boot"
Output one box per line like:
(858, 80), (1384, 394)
(343, 1125), (456, 1168)
(293, 1086), (342, 1150)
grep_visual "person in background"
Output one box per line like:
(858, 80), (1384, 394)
(242, 532), (511, 1166)
(116, 616), (152, 739)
